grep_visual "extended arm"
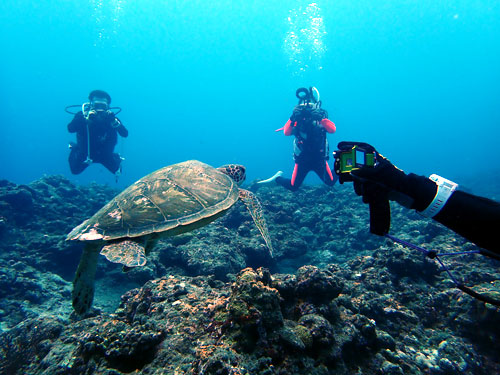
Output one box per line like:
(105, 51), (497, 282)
(68, 112), (86, 133)
(113, 117), (128, 137)
(337, 142), (500, 255)
(320, 118), (336, 133)
(434, 190), (499, 254)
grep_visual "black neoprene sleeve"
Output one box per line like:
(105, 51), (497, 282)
(400, 173), (500, 255)
(433, 191), (500, 255)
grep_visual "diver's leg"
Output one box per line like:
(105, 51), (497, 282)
(291, 162), (309, 189)
(276, 162), (308, 191)
(100, 153), (122, 174)
(68, 145), (88, 175)
(314, 159), (337, 186)
(275, 176), (290, 190)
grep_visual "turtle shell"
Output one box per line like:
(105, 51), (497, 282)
(67, 160), (239, 241)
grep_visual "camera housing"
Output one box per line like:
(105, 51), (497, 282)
(334, 145), (376, 182)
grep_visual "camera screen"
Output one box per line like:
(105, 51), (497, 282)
(356, 149), (365, 165)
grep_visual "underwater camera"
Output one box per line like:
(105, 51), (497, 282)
(334, 143), (376, 182)
(333, 142), (388, 236)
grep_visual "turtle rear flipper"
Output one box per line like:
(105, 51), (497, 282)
(239, 189), (274, 257)
(100, 239), (147, 267)
(72, 243), (101, 315)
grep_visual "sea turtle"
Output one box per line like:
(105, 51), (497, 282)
(67, 160), (273, 315)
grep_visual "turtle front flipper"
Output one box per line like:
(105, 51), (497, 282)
(72, 243), (101, 315)
(239, 189), (274, 257)
(100, 239), (147, 267)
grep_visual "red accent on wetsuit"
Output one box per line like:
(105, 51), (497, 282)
(325, 161), (334, 181)
(281, 118), (335, 134)
(320, 118), (336, 133)
(291, 163), (299, 186)
(284, 119), (295, 136)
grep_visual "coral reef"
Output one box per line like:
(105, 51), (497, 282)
(0, 176), (499, 374)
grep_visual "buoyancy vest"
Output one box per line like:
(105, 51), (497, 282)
(292, 120), (329, 161)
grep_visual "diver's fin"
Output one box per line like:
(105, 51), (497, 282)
(257, 171), (283, 185)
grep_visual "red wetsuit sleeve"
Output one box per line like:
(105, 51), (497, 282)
(320, 118), (336, 133)
(283, 119), (295, 136)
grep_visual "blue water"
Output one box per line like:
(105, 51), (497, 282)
(1, 0), (499, 193)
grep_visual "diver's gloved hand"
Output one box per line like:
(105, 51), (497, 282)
(104, 110), (115, 121)
(310, 108), (327, 121)
(290, 105), (305, 122)
(87, 110), (97, 121)
(111, 118), (121, 129)
(337, 142), (438, 212)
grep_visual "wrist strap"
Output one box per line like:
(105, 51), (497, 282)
(420, 174), (458, 217)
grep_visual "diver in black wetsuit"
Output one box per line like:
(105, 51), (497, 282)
(258, 87), (338, 191)
(336, 142), (500, 256)
(68, 90), (128, 175)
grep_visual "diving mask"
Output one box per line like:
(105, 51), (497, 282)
(90, 98), (110, 112)
(82, 97), (110, 121)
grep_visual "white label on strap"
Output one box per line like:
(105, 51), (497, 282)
(420, 174), (458, 218)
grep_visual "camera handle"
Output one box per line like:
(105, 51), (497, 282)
(368, 190), (415, 236)
(368, 196), (391, 236)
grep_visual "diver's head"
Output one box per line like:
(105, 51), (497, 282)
(88, 90), (111, 111)
(295, 86), (321, 108)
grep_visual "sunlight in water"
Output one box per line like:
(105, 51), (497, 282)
(284, 2), (326, 76)
(92, 0), (124, 47)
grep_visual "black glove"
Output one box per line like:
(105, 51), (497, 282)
(335, 142), (438, 235)
(86, 110), (97, 121)
(310, 108), (327, 121)
(290, 105), (327, 122)
(104, 110), (115, 121)
(290, 105), (305, 122)
(111, 118), (121, 129)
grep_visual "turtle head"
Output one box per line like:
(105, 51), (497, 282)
(217, 164), (246, 186)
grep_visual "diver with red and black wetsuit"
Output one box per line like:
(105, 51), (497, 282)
(259, 87), (338, 191)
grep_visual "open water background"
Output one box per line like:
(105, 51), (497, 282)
(1, 0), (499, 196)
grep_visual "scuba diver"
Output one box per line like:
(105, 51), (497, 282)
(258, 87), (337, 191)
(334, 141), (500, 305)
(66, 90), (128, 176)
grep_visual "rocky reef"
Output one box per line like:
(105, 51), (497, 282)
(0, 176), (499, 374)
